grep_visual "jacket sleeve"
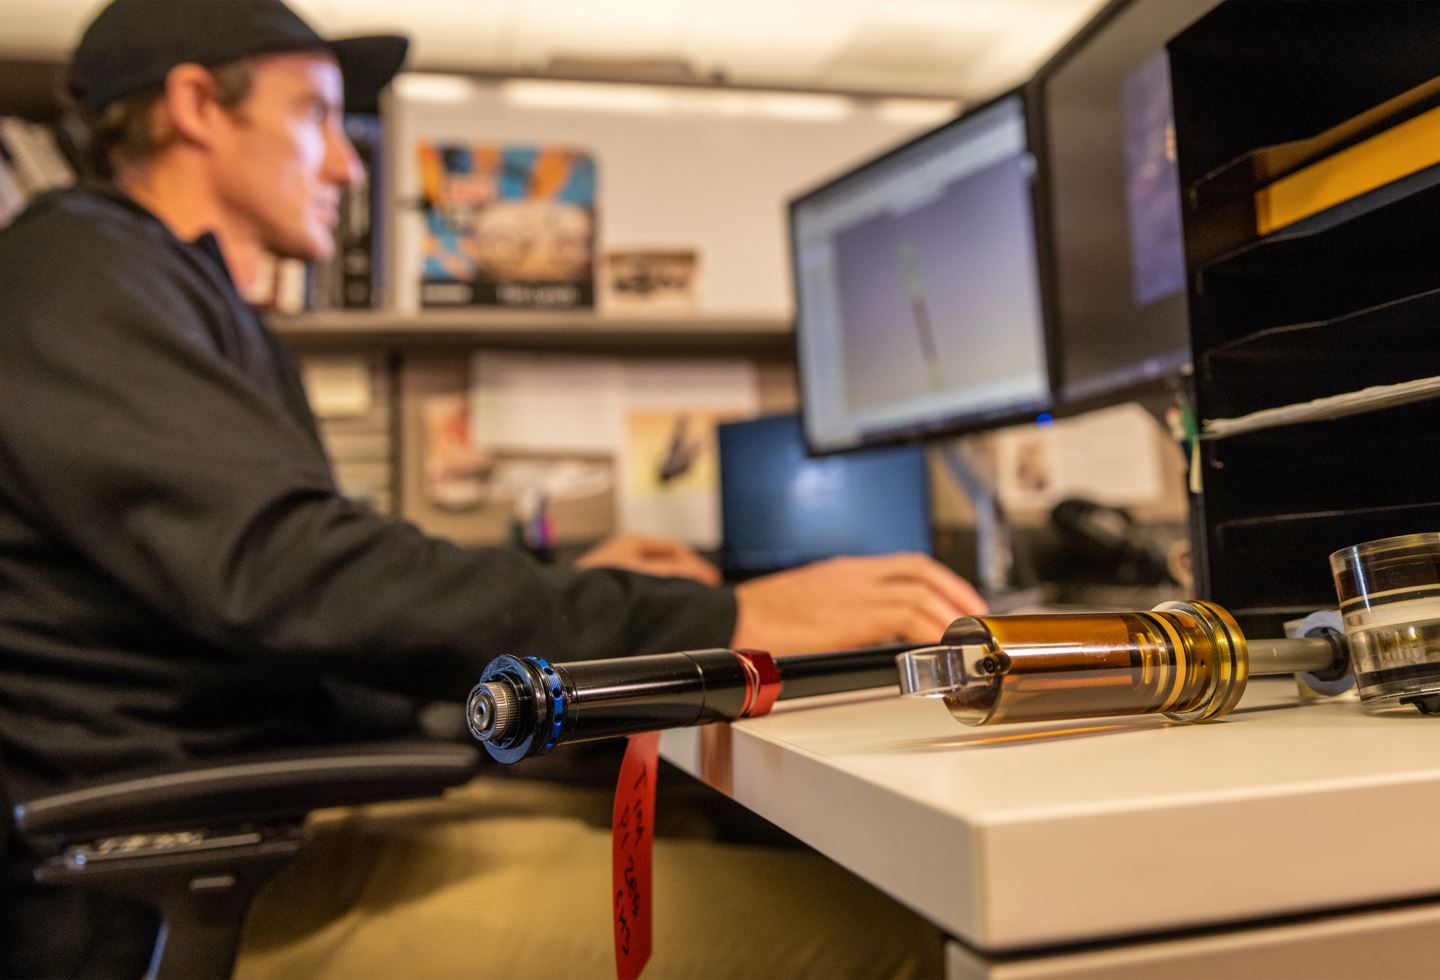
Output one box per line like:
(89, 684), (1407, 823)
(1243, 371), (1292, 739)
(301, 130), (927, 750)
(0, 218), (736, 701)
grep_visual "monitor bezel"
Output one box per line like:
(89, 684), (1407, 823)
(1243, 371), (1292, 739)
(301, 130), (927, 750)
(1030, 0), (1212, 417)
(789, 84), (1061, 458)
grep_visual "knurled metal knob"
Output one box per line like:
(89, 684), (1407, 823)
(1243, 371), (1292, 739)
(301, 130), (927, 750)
(468, 681), (516, 741)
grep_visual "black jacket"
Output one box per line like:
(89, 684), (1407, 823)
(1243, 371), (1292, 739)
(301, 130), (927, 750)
(0, 187), (736, 795)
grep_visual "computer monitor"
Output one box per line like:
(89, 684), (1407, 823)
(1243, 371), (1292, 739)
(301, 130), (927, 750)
(718, 413), (932, 576)
(1040, 0), (1218, 406)
(790, 91), (1051, 455)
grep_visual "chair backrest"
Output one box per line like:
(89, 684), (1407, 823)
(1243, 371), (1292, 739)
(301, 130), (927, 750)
(15, 740), (483, 841)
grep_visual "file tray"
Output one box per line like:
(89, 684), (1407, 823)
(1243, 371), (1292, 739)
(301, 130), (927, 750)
(1169, 2), (1440, 637)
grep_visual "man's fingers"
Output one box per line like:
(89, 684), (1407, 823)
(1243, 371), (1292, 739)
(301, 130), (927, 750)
(881, 583), (967, 643)
(941, 573), (987, 615)
(633, 535), (684, 557)
(867, 552), (988, 615)
(665, 556), (721, 586)
(899, 611), (955, 645)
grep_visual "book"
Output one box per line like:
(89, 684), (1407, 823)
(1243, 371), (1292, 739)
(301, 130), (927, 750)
(0, 117), (74, 195)
(0, 151), (25, 227)
(339, 114), (385, 308)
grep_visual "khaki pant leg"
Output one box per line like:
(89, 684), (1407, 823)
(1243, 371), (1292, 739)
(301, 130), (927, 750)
(235, 777), (943, 980)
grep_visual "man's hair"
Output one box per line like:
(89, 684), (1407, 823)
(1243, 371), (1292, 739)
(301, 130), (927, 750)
(78, 59), (257, 179)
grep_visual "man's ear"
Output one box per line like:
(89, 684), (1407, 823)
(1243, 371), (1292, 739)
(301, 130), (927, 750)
(158, 63), (223, 148)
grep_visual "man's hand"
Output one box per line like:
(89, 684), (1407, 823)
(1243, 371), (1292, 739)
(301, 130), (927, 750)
(573, 532), (721, 586)
(732, 553), (986, 655)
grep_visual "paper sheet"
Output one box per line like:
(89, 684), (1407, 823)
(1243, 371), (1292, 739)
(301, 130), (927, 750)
(1202, 374), (1440, 438)
(469, 353), (757, 547)
(993, 403), (1166, 512)
(299, 354), (373, 418)
(470, 354), (628, 453)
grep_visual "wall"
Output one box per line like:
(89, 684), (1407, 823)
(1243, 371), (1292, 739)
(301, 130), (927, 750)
(387, 76), (954, 315)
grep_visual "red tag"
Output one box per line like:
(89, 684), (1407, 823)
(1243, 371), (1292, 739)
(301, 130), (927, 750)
(612, 731), (660, 980)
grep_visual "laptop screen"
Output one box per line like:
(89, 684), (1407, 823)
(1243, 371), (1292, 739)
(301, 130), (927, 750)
(718, 413), (933, 575)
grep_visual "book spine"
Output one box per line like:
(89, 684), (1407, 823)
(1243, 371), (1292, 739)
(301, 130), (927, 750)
(341, 114), (384, 308)
(0, 117), (75, 195)
(0, 151), (25, 227)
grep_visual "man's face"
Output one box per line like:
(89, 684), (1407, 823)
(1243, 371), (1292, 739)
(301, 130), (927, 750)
(209, 52), (360, 262)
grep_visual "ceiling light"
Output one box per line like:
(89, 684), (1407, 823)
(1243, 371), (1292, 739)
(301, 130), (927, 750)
(393, 73), (477, 104)
(874, 98), (961, 125)
(501, 80), (673, 114)
(498, 79), (855, 121)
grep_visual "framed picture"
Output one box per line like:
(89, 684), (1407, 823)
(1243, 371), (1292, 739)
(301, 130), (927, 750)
(418, 142), (597, 309)
(600, 248), (700, 313)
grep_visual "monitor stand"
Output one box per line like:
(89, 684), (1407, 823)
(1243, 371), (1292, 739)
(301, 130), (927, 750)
(939, 442), (1045, 613)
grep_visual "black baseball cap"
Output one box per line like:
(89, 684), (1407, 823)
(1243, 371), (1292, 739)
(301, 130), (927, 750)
(71, 0), (409, 115)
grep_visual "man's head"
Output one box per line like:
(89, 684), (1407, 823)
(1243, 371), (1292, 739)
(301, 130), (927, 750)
(69, 0), (405, 263)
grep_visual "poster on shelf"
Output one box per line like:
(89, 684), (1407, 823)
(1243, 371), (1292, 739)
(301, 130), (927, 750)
(599, 248), (700, 314)
(417, 142), (597, 310)
(992, 403), (1165, 512)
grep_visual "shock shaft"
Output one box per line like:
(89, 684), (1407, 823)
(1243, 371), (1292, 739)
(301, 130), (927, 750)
(467, 644), (908, 763)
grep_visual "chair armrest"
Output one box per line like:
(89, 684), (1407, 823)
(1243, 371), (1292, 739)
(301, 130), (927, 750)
(13, 741), (484, 842)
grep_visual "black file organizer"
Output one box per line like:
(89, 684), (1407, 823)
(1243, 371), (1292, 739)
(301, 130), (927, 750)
(1170, 2), (1440, 636)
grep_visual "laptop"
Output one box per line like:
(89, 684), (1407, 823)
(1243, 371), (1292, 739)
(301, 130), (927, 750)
(717, 413), (934, 581)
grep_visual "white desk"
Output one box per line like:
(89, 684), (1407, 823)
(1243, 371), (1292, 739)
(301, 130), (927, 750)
(660, 677), (1440, 975)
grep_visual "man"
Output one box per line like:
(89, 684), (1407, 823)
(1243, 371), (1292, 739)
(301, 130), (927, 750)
(0, 0), (982, 974)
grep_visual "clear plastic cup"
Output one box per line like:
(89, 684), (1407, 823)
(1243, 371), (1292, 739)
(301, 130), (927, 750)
(1330, 532), (1440, 713)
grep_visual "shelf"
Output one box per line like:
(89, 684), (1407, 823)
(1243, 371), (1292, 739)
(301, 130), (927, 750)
(1194, 177), (1440, 336)
(1190, 73), (1440, 211)
(1209, 501), (1440, 634)
(271, 309), (795, 356)
(1198, 287), (1440, 421)
(1198, 399), (1440, 521)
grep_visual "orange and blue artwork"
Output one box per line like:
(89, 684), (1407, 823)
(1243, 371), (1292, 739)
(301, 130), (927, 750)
(419, 142), (598, 308)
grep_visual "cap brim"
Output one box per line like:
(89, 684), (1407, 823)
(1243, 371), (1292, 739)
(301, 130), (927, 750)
(331, 35), (408, 114)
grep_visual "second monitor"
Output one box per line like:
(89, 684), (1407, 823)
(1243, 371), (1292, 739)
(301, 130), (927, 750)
(790, 91), (1051, 456)
(1040, 0), (1217, 405)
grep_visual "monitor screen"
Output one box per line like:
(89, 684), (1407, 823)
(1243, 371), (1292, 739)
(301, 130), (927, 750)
(718, 413), (932, 574)
(1042, 0), (1217, 404)
(791, 93), (1051, 455)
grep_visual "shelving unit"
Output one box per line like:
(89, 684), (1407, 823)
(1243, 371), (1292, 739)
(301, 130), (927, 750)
(272, 309), (794, 356)
(1171, 1), (1440, 635)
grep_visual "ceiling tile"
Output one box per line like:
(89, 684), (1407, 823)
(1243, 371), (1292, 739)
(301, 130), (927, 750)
(0, 0), (1110, 97)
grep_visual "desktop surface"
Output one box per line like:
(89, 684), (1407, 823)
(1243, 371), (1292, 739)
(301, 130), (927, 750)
(791, 93), (1050, 454)
(661, 677), (1440, 953)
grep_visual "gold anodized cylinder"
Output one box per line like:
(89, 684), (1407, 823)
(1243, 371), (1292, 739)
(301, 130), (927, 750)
(938, 600), (1249, 726)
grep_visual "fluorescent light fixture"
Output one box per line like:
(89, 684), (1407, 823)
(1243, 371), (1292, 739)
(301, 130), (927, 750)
(742, 93), (853, 121)
(871, 0), (1022, 30)
(393, 73), (478, 104)
(502, 78), (854, 121)
(666, 89), (853, 121)
(501, 80), (673, 113)
(874, 98), (961, 125)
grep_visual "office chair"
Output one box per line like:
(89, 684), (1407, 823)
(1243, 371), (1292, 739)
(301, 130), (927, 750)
(8, 740), (483, 979)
